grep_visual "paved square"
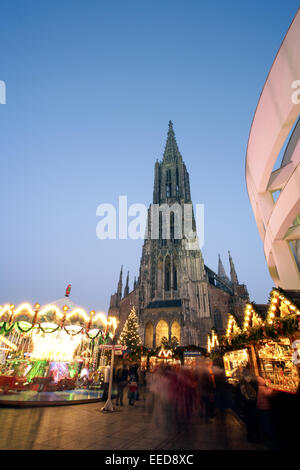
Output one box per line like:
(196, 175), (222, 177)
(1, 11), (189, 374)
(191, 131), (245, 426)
(0, 398), (268, 450)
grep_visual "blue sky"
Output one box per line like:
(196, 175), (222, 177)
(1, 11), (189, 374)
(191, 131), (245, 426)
(0, 0), (299, 312)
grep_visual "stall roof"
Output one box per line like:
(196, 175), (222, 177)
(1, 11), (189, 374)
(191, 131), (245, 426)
(281, 290), (300, 308)
(253, 304), (268, 320)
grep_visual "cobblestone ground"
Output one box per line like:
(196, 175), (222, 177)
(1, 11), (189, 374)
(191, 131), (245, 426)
(0, 399), (269, 451)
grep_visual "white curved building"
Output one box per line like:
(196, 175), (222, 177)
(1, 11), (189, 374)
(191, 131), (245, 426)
(246, 9), (300, 289)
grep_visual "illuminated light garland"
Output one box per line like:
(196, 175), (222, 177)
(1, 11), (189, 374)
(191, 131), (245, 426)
(208, 329), (219, 353)
(0, 302), (117, 333)
(226, 314), (241, 338)
(0, 304), (14, 321)
(66, 308), (90, 324)
(157, 347), (173, 358)
(243, 303), (263, 331)
(266, 289), (300, 325)
(37, 304), (65, 321)
(91, 312), (109, 327)
(14, 303), (35, 318)
(207, 336), (211, 353)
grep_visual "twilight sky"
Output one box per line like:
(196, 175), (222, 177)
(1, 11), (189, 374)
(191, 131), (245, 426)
(0, 0), (299, 312)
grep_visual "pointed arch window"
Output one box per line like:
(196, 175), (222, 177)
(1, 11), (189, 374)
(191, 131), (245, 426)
(214, 310), (222, 329)
(197, 288), (200, 309)
(165, 256), (171, 291)
(145, 322), (154, 348)
(170, 212), (174, 240)
(173, 263), (177, 290)
(159, 212), (162, 240)
(166, 169), (171, 198)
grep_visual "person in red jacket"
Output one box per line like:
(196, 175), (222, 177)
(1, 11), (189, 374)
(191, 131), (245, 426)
(128, 376), (138, 406)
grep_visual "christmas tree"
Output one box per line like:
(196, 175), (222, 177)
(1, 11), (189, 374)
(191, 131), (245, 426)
(118, 306), (142, 350)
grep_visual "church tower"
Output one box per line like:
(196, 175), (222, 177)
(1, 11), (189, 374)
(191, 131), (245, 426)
(137, 121), (211, 347)
(109, 121), (249, 348)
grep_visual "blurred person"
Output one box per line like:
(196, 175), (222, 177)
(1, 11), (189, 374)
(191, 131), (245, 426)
(128, 371), (138, 406)
(239, 367), (259, 443)
(137, 365), (147, 401)
(115, 364), (128, 406)
(198, 358), (215, 423)
(256, 376), (276, 445)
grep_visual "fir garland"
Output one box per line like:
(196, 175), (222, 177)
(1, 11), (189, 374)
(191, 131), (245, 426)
(217, 313), (300, 353)
(0, 321), (110, 342)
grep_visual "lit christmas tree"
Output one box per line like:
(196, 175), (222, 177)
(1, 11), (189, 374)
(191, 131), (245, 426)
(118, 306), (142, 350)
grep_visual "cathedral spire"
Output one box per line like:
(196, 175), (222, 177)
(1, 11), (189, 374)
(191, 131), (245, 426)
(117, 265), (123, 299)
(228, 251), (239, 285)
(124, 271), (129, 298)
(163, 120), (181, 163)
(218, 254), (227, 280)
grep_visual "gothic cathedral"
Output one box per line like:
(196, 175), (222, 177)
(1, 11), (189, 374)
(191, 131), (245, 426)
(108, 121), (249, 349)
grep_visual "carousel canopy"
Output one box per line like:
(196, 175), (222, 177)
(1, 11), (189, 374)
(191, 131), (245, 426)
(0, 296), (117, 335)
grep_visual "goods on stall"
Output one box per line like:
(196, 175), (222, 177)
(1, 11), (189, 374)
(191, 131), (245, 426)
(223, 348), (250, 384)
(256, 338), (299, 394)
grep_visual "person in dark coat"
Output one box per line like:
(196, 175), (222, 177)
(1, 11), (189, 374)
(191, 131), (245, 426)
(115, 365), (129, 406)
(239, 367), (260, 443)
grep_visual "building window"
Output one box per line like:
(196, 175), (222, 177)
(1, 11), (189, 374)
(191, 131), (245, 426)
(145, 322), (154, 348)
(170, 212), (174, 240)
(156, 319), (169, 347)
(197, 289), (200, 309)
(171, 321), (180, 345)
(165, 256), (171, 291)
(203, 292), (206, 311)
(271, 190), (281, 203)
(214, 310), (222, 329)
(166, 169), (171, 198)
(160, 212), (166, 246)
(159, 212), (162, 240)
(173, 264), (177, 290)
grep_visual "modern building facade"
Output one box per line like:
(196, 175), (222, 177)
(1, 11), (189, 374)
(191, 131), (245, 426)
(109, 122), (249, 348)
(246, 9), (300, 290)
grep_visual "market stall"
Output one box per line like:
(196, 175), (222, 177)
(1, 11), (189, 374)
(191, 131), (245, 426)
(218, 291), (300, 393)
(221, 315), (250, 383)
(183, 350), (203, 367)
(223, 348), (250, 384)
(253, 289), (300, 394)
(149, 346), (181, 369)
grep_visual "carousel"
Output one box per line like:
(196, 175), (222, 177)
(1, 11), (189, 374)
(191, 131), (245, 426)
(0, 286), (117, 405)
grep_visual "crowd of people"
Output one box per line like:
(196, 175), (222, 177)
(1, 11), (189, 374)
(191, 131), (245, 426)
(111, 357), (300, 449)
(112, 358), (229, 427)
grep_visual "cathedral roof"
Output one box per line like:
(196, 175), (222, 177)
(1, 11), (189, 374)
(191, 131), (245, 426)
(205, 265), (233, 295)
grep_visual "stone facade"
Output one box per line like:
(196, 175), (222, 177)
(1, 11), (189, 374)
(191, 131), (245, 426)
(109, 122), (249, 348)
